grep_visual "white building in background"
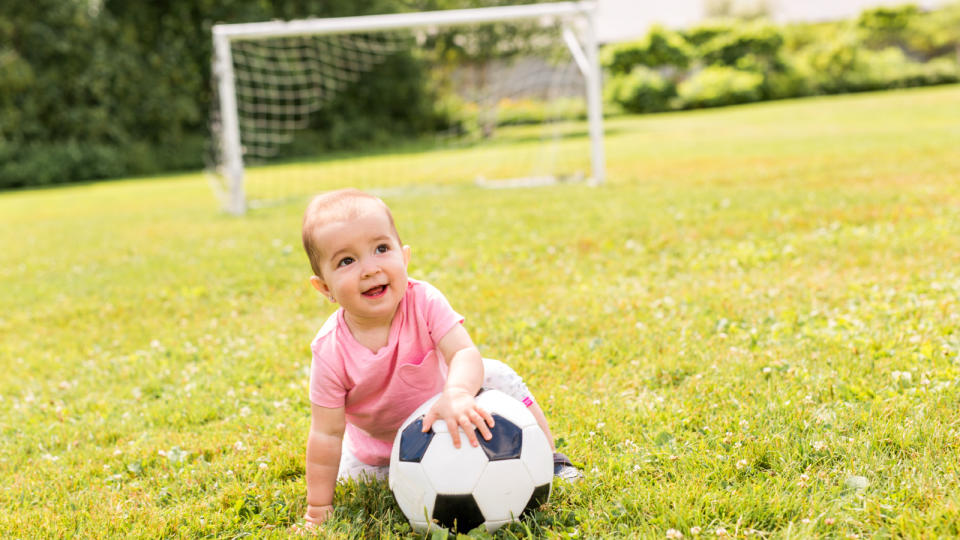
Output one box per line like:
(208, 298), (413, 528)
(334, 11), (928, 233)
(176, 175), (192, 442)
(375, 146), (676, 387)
(596, 0), (950, 43)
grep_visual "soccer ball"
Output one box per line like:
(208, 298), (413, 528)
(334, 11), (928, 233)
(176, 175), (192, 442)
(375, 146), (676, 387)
(389, 389), (553, 533)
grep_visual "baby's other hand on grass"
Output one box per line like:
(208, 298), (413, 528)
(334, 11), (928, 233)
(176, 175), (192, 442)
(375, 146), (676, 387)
(293, 504), (333, 534)
(422, 387), (494, 449)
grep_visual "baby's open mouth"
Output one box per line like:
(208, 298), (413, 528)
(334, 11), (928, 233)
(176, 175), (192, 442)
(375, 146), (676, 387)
(363, 284), (387, 297)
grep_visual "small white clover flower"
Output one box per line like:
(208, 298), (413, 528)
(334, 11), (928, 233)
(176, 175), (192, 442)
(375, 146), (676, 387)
(736, 459), (748, 470)
(812, 440), (827, 451)
(715, 527), (728, 537)
(690, 526), (701, 535)
(666, 528), (684, 539)
(892, 371), (912, 382)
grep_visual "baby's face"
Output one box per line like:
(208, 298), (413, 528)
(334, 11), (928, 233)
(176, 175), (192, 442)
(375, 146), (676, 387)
(310, 207), (409, 327)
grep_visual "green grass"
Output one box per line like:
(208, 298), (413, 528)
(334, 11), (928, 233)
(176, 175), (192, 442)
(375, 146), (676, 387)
(2, 85), (960, 539)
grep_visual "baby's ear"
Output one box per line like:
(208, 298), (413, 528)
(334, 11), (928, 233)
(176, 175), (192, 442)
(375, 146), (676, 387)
(310, 275), (335, 303)
(402, 245), (411, 266)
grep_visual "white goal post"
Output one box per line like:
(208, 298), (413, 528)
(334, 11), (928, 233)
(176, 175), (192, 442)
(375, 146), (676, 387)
(211, 1), (605, 215)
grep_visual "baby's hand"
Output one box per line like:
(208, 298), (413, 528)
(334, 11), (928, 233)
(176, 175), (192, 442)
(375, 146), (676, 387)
(293, 504), (333, 534)
(422, 387), (495, 449)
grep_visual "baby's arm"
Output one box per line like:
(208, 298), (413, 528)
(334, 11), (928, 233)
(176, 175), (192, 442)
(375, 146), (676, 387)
(304, 403), (345, 527)
(422, 324), (495, 449)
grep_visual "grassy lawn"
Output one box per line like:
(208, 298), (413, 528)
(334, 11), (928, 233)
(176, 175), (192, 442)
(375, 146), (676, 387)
(2, 84), (960, 538)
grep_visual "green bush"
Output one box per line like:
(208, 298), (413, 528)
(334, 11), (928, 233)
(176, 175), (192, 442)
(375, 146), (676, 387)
(0, 141), (134, 189)
(677, 66), (764, 108)
(601, 25), (693, 74)
(760, 54), (816, 99)
(905, 3), (960, 60)
(697, 20), (786, 68)
(856, 4), (919, 50)
(602, 3), (959, 114)
(683, 19), (738, 48)
(859, 47), (960, 89)
(799, 33), (865, 93)
(0, 0), (436, 188)
(798, 42), (960, 94)
(781, 20), (847, 54)
(605, 66), (676, 113)
(919, 57), (960, 85)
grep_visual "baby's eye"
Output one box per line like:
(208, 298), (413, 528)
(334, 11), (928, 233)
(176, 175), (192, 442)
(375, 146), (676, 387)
(375, 244), (390, 254)
(337, 257), (355, 267)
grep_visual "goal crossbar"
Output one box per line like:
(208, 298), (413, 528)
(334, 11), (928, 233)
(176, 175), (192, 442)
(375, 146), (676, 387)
(211, 1), (605, 214)
(213, 2), (595, 40)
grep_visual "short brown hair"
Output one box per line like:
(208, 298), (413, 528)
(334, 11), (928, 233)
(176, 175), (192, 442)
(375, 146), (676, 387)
(301, 189), (401, 276)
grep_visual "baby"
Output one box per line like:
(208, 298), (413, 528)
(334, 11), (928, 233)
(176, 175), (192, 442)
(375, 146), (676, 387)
(300, 188), (579, 527)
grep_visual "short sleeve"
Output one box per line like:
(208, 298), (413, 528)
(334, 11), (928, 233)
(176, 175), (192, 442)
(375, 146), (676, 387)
(416, 280), (465, 345)
(308, 316), (349, 408)
(309, 359), (347, 408)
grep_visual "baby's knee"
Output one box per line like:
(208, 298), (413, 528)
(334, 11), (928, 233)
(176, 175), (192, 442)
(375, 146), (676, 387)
(481, 358), (533, 406)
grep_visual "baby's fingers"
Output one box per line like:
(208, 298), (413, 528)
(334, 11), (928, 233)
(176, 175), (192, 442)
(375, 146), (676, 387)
(421, 409), (438, 432)
(446, 418), (463, 448)
(473, 408), (493, 441)
(478, 407), (495, 429)
(459, 413), (485, 447)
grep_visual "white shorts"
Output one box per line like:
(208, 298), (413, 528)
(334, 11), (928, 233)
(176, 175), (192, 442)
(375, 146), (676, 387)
(337, 358), (533, 482)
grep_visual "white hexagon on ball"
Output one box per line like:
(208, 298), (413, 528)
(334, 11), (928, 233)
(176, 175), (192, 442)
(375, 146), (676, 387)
(421, 429), (488, 494)
(389, 389), (554, 533)
(473, 459), (535, 522)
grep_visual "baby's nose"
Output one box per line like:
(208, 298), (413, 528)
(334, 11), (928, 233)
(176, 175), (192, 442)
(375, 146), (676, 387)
(360, 260), (380, 277)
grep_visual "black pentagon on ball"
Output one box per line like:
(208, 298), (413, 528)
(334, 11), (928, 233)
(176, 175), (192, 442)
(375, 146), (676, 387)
(432, 493), (485, 533)
(477, 413), (523, 461)
(398, 417), (434, 463)
(521, 483), (551, 517)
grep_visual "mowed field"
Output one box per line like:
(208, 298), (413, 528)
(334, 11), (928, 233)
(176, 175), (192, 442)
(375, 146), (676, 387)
(1, 85), (959, 538)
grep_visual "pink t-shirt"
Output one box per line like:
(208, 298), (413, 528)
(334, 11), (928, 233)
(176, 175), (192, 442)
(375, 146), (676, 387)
(309, 278), (464, 466)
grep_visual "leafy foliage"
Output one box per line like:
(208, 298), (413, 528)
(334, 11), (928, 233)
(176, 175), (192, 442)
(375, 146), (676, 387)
(677, 66), (764, 108)
(601, 26), (693, 74)
(599, 2), (960, 113)
(604, 66), (676, 113)
(0, 0), (440, 188)
(695, 20), (785, 69)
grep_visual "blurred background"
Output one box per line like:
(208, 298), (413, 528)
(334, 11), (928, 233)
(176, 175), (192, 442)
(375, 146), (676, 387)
(2, 0), (958, 191)
(597, 0), (950, 42)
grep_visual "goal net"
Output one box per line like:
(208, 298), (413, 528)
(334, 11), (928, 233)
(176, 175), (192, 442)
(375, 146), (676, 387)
(208, 2), (604, 214)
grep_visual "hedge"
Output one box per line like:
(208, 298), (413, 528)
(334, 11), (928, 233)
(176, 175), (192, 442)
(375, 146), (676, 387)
(602, 2), (960, 114)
